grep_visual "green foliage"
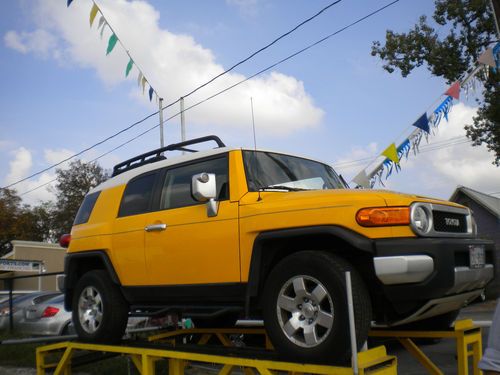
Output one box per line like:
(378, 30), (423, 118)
(0, 189), (50, 255)
(0, 160), (107, 253)
(50, 160), (108, 241)
(372, 0), (500, 165)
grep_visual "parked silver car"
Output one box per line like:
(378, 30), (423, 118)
(18, 294), (74, 336)
(14, 293), (158, 336)
(0, 291), (60, 332)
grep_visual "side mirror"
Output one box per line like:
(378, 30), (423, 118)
(192, 173), (218, 217)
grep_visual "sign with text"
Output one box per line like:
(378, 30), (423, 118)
(0, 259), (42, 272)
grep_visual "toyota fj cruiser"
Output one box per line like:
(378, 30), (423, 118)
(61, 135), (494, 362)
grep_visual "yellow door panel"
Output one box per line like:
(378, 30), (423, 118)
(144, 201), (240, 285)
(111, 214), (148, 286)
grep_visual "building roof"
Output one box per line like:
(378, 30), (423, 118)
(450, 186), (500, 219)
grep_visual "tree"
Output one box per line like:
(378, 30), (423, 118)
(371, 0), (500, 164)
(0, 188), (50, 255)
(50, 160), (108, 240)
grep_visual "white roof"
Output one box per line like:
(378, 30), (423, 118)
(90, 146), (333, 193)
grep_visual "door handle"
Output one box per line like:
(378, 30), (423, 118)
(145, 223), (167, 232)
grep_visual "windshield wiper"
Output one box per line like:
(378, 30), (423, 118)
(259, 185), (309, 192)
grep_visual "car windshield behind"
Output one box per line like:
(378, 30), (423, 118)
(242, 150), (345, 192)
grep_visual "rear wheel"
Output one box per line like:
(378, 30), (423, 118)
(263, 251), (372, 363)
(72, 270), (128, 343)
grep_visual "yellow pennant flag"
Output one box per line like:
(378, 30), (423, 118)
(381, 143), (399, 163)
(89, 3), (99, 27)
(141, 76), (147, 93)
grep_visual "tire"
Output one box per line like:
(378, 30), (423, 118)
(262, 251), (372, 363)
(72, 270), (128, 343)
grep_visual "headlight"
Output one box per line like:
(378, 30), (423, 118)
(411, 204), (432, 235)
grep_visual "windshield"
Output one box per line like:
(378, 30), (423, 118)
(242, 150), (345, 192)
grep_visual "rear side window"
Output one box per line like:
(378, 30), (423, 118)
(74, 191), (101, 225)
(118, 173), (157, 217)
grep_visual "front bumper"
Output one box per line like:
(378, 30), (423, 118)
(373, 237), (495, 302)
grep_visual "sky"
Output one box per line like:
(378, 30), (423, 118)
(1, 0), (499, 206)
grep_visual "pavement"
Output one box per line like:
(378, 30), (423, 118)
(376, 299), (498, 374)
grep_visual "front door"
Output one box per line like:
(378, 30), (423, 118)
(143, 155), (240, 285)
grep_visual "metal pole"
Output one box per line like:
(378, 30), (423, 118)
(8, 279), (13, 332)
(490, 0), (500, 38)
(159, 98), (164, 148)
(180, 97), (186, 142)
(346, 271), (359, 375)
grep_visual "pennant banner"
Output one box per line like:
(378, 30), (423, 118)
(106, 34), (118, 55)
(412, 113), (430, 134)
(444, 81), (460, 99)
(125, 58), (133, 77)
(89, 3), (99, 27)
(66, 0), (161, 103)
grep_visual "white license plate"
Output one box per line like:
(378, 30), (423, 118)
(469, 245), (485, 269)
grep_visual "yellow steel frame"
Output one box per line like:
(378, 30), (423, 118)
(369, 319), (483, 375)
(147, 327), (274, 349)
(36, 340), (396, 375)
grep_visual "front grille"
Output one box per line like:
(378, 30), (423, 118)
(433, 211), (467, 233)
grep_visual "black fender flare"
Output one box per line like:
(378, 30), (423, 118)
(245, 225), (374, 304)
(63, 250), (121, 310)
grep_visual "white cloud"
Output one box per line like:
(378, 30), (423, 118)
(5, 0), (323, 136)
(4, 29), (59, 59)
(44, 148), (75, 168)
(226, 0), (260, 17)
(335, 103), (500, 199)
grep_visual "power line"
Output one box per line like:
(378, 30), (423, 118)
(16, 0), (401, 197)
(3, 0), (345, 191)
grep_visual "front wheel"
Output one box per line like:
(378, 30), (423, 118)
(72, 270), (128, 343)
(263, 251), (372, 363)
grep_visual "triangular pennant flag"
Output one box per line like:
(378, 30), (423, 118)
(125, 58), (133, 77)
(352, 170), (370, 188)
(478, 48), (496, 67)
(381, 143), (399, 164)
(412, 113), (430, 134)
(98, 15), (105, 29)
(67, 0), (74, 7)
(444, 81), (460, 100)
(137, 72), (143, 87)
(141, 76), (147, 93)
(149, 86), (154, 101)
(106, 33), (118, 55)
(89, 3), (99, 27)
(99, 21), (107, 39)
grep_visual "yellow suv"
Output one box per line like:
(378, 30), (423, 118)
(62, 135), (494, 362)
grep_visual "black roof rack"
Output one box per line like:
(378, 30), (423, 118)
(111, 135), (226, 177)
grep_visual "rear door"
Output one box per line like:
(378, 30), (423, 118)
(143, 154), (240, 285)
(112, 171), (159, 286)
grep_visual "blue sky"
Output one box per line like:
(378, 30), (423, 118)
(1, 0), (499, 204)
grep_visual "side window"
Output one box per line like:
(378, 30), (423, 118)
(74, 191), (101, 225)
(118, 173), (157, 217)
(160, 156), (228, 210)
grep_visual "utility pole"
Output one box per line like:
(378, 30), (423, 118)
(159, 98), (164, 148)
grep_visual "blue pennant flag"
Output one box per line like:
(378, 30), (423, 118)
(397, 139), (411, 159)
(432, 96), (453, 127)
(412, 113), (430, 134)
(148, 86), (154, 102)
(67, 0), (74, 6)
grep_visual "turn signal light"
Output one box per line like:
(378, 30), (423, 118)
(356, 207), (410, 227)
(41, 306), (60, 318)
